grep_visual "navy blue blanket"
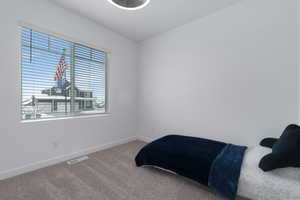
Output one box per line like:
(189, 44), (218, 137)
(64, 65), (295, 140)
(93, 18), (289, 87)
(135, 135), (247, 200)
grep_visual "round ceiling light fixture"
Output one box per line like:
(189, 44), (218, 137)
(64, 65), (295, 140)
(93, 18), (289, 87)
(107, 0), (150, 10)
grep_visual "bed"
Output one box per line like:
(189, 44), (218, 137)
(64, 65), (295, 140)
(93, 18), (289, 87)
(238, 146), (300, 200)
(135, 135), (300, 200)
(135, 135), (247, 200)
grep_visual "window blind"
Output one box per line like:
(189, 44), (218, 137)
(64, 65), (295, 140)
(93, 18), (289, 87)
(21, 27), (107, 120)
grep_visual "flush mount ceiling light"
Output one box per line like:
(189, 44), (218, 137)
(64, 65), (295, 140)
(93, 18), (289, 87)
(107, 0), (150, 10)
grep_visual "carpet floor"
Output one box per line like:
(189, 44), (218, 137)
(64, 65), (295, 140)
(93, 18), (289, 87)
(0, 140), (248, 200)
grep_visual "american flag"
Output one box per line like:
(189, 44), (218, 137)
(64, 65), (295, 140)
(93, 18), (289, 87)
(54, 55), (68, 81)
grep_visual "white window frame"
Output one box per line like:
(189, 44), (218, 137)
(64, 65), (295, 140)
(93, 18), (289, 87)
(19, 22), (111, 122)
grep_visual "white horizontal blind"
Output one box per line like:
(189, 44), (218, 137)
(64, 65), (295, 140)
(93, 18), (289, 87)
(74, 44), (106, 114)
(21, 27), (106, 120)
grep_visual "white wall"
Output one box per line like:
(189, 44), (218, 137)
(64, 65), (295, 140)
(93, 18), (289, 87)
(137, 0), (299, 146)
(298, 0), (300, 120)
(0, 0), (138, 178)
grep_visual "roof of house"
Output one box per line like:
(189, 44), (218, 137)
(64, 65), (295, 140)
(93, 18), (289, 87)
(22, 94), (96, 105)
(65, 85), (93, 92)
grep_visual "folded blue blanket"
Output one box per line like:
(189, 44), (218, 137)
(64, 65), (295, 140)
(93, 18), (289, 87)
(135, 135), (247, 200)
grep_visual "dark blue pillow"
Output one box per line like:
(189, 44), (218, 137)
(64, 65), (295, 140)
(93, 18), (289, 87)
(259, 124), (300, 171)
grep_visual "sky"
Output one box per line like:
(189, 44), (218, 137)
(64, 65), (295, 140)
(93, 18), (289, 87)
(21, 27), (106, 104)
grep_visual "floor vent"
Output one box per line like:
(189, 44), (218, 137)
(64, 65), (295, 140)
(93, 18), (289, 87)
(67, 156), (89, 165)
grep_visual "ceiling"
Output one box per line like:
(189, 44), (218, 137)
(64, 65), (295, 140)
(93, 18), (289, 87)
(51, 0), (241, 41)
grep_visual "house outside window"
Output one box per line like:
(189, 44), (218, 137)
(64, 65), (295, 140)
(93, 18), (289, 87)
(21, 27), (107, 120)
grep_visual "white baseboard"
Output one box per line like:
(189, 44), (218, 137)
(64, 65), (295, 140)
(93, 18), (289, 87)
(0, 136), (137, 180)
(136, 135), (153, 143)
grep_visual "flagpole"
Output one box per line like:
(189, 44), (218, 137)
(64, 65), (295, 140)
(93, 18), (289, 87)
(62, 49), (67, 115)
(64, 70), (67, 114)
(54, 48), (68, 115)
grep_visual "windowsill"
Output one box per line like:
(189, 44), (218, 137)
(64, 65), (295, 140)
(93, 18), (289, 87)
(21, 113), (111, 123)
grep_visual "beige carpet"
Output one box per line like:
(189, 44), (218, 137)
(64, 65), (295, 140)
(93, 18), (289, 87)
(0, 141), (248, 200)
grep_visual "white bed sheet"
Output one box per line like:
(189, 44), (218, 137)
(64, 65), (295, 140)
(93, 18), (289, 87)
(238, 146), (300, 200)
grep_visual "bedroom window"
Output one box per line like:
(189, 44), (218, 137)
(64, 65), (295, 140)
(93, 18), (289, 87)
(21, 27), (107, 121)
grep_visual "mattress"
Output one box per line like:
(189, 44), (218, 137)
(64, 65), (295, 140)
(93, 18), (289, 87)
(238, 146), (300, 200)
